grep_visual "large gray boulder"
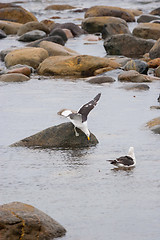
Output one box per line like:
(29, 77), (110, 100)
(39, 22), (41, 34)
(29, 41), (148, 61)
(0, 202), (66, 240)
(11, 122), (99, 148)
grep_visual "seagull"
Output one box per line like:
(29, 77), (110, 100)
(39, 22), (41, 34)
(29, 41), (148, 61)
(107, 147), (136, 169)
(157, 94), (160, 103)
(57, 93), (101, 140)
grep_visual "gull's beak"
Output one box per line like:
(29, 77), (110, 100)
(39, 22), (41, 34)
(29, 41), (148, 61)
(87, 136), (90, 141)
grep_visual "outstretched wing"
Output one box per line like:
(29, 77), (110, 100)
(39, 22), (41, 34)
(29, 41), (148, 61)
(78, 93), (101, 122)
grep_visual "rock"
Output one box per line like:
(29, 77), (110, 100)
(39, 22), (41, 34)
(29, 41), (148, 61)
(27, 35), (66, 47)
(0, 47), (19, 61)
(123, 59), (148, 74)
(63, 28), (74, 38)
(86, 75), (115, 84)
(150, 106), (160, 110)
(0, 2), (18, 8)
(83, 34), (101, 41)
(51, 22), (85, 37)
(0, 20), (22, 35)
(128, 9), (143, 16)
(38, 41), (78, 56)
(133, 23), (160, 40)
(49, 28), (68, 43)
(38, 54), (120, 77)
(0, 29), (6, 38)
(18, 30), (46, 42)
(5, 47), (49, 69)
(0, 7), (38, 24)
(7, 66), (32, 77)
(0, 202), (66, 240)
(81, 16), (130, 35)
(151, 20), (160, 24)
(11, 122), (98, 148)
(104, 34), (155, 58)
(123, 83), (150, 91)
(149, 38), (160, 59)
(0, 73), (30, 82)
(137, 14), (160, 23)
(118, 70), (155, 82)
(155, 66), (160, 77)
(17, 21), (50, 36)
(84, 6), (135, 22)
(146, 117), (160, 134)
(45, 4), (75, 10)
(150, 7), (160, 16)
(40, 19), (55, 31)
(148, 58), (160, 68)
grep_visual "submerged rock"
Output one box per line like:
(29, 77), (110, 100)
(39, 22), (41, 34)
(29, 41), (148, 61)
(0, 73), (30, 82)
(10, 122), (99, 148)
(122, 83), (150, 91)
(0, 202), (66, 240)
(146, 117), (160, 134)
(86, 75), (115, 84)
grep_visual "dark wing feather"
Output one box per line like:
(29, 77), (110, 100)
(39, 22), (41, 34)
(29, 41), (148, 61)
(78, 93), (101, 122)
(116, 156), (134, 166)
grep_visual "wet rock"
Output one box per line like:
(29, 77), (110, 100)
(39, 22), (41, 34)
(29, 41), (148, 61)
(123, 83), (150, 91)
(63, 28), (73, 38)
(0, 73), (30, 82)
(51, 22), (85, 37)
(0, 6), (38, 24)
(118, 70), (155, 82)
(27, 35), (66, 47)
(18, 30), (46, 42)
(155, 66), (160, 77)
(17, 21), (50, 36)
(38, 41), (78, 56)
(0, 201), (66, 240)
(7, 66), (32, 77)
(5, 47), (49, 69)
(83, 34), (101, 41)
(81, 16), (130, 35)
(104, 34), (154, 58)
(137, 14), (160, 23)
(150, 106), (160, 110)
(146, 117), (160, 134)
(38, 54), (120, 77)
(45, 4), (76, 10)
(84, 6), (135, 22)
(0, 20), (22, 35)
(149, 38), (160, 59)
(11, 122), (98, 148)
(150, 7), (160, 16)
(123, 59), (148, 74)
(133, 23), (160, 40)
(0, 29), (6, 38)
(86, 75), (115, 84)
(148, 58), (160, 68)
(49, 28), (68, 43)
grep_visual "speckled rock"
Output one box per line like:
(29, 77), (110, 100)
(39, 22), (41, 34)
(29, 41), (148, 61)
(0, 6), (38, 24)
(123, 59), (148, 74)
(104, 34), (154, 58)
(81, 16), (130, 35)
(0, 20), (22, 35)
(133, 23), (160, 40)
(11, 122), (98, 148)
(148, 58), (160, 68)
(0, 202), (66, 240)
(150, 7), (160, 16)
(0, 73), (30, 82)
(84, 6), (135, 22)
(149, 38), (160, 59)
(5, 47), (49, 69)
(38, 55), (120, 77)
(146, 117), (160, 134)
(17, 21), (50, 36)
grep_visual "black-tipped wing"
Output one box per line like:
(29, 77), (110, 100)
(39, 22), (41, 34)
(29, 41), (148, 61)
(78, 93), (101, 122)
(116, 156), (134, 166)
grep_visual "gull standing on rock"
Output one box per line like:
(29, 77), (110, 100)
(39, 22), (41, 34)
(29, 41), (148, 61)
(57, 93), (101, 140)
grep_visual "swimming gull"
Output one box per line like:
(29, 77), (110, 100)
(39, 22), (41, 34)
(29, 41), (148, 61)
(107, 147), (136, 168)
(57, 93), (101, 140)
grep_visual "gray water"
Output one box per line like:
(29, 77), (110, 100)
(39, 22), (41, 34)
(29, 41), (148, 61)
(0, 1), (160, 240)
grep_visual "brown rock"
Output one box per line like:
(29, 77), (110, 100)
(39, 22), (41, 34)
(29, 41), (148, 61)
(133, 23), (160, 40)
(86, 75), (115, 84)
(155, 66), (160, 77)
(11, 122), (98, 148)
(45, 4), (76, 10)
(123, 83), (150, 91)
(7, 66), (32, 77)
(38, 55), (120, 77)
(104, 34), (154, 58)
(0, 202), (66, 240)
(17, 21), (50, 36)
(0, 73), (30, 82)
(150, 7), (160, 16)
(62, 28), (74, 38)
(128, 9), (143, 16)
(0, 20), (22, 35)
(149, 38), (160, 59)
(84, 6), (135, 22)
(148, 58), (160, 68)
(38, 41), (78, 56)
(40, 19), (55, 31)
(0, 7), (38, 24)
(5, 47), (49, 69)
(118, 70), (155, 82)
(146, 117), (160, 134)
(137, 14), (160, 23)
(81, 16), (130, 35)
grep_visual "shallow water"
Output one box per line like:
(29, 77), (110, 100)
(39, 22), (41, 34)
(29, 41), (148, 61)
(0, 0), (160, 240)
